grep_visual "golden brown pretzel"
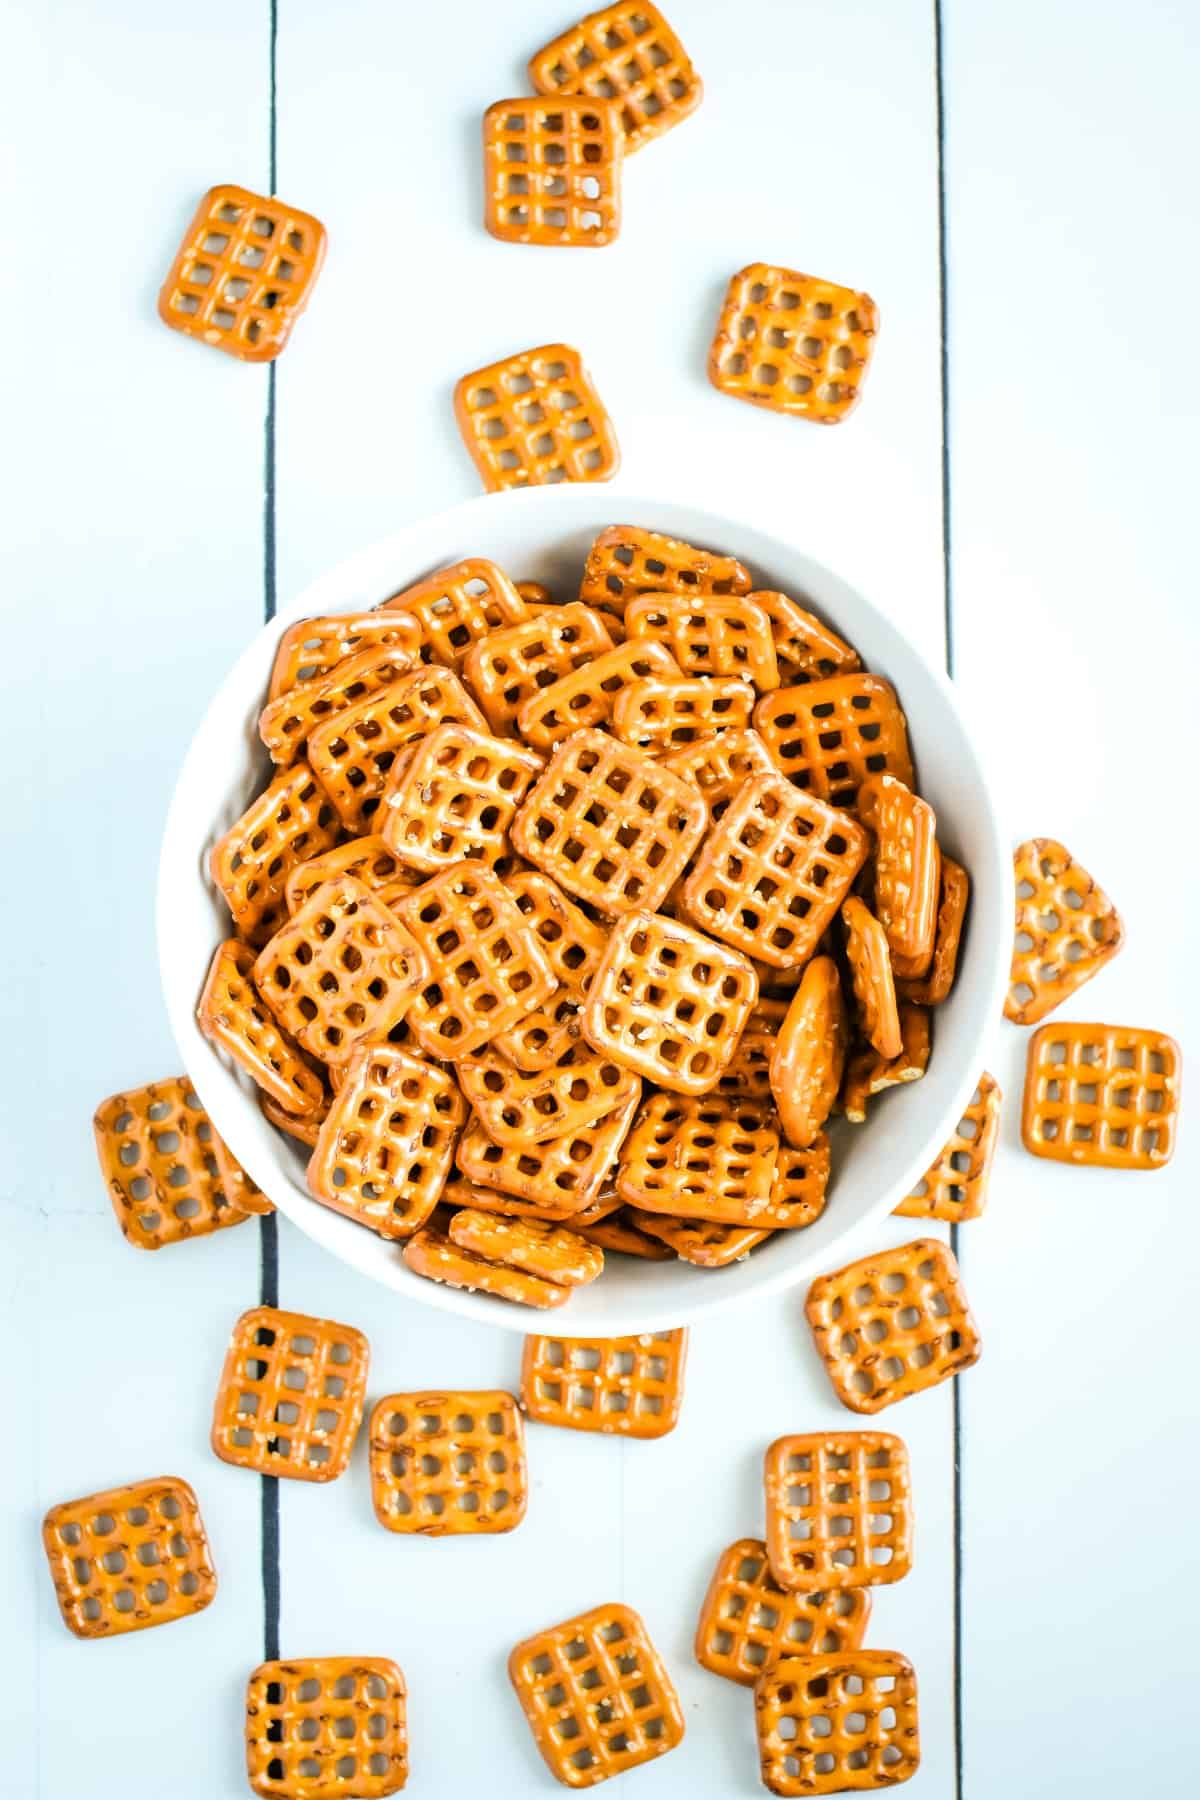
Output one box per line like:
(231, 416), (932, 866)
(245, 1657), (407, 1798)
(714, 995), (790, 1101)
(895, 854), (969, 1005)
(611, 674), (756, 750)
(616, 1092), (792, 1225)
(211, 1305), (370, 1481)
(1021, 1022), (1180, 1169)
(378, 723), (543, 872)
(516, 638), (681, 750)
(449, 1209), (604, 1287)
(483, 98), (623, 247)
(895, 1071), (1001, 1219)
(1006, 838), (1124, 1024)
(770, 957), (848, 1147)
(501, 868), (609, 997)
(842, 896), (902, 1060)
(578, 524), (751, 618)
(456, 1040), (640, 1145)
(454, 345), (620, 492)
(768, 1141), (832, 1229)
(755, 1652), (919, 1794)
(402, 1221), (571, 1308)
(840, 1003), (931, 1122)
(268, 610), (423, 703)
(857, 775), (940, 976)
(763, 1433), (913, 1592)
(624, 593), (779, 689)
(754, 674), (913, 811)
(258, 642), (422, 767)
(93, 1077), (254, 1249)
(368, 1390), (527, 1536)
(379, 558), (528, 668)
(662, 727), (779, 823)
(520, 1329), (689, 1437)
(695, 1538), (870, 1686)
(710, 264), (880, 426)
(43, 1476), (216, 1638)
(626, 1210), (773, 1266)
(463, 603), (616, 735)
(527, 2), (703, 152)
(209, 761), (339, 947)
(455, 1091), (640, 1216)
(574, 1210), (675, 1258)
(197, 939), (326, 1118)
(748, 591), (861, 684)
(284, 836), (422, 915)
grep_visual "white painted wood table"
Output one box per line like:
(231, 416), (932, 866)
(2, 3), (1196, 1795)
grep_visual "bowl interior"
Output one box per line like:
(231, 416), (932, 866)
(158, 485), (1009, 1333)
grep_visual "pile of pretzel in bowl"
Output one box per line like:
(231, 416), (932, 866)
(196, 524), (965, 1308)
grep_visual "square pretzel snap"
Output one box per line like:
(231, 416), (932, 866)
(43, 1476), (216, 1639)
(464, 603), (616, 737)
(93, 1076), (252, 1249)
(369, 1390), (527, 1536)
(211, 1305), (369, 1481)
(754, 675), (914, 812)
(521, 1328), (688, 1437)
(695, 1538), (870, 1687)
(764, 1433), (913, 1593)
(484, 98), (622, 247)
(209, 760), (340, 948)
(611, 674), (755, 750)
(625, 592), (779, 689)
(380, 557), (528, 672)
(895, 1072), (1001, 1220)
(198, 939), (327, 1119)
(258, 641), (421, 768)
(579, 524), (752, 618)
(509, 1601), (684, 1786)
(378, 723), (542, 872)
(456, 1087), (641, 1216)
(528, 2), (703, 153)
(268, 610), (423, 703)
(1006, 837), (1125, 1024)
(158, 183), (326, 362)
(516, 639), (682, 754)
(1021, 1022), (1180, 1170)
(457, 1040), (641, 1145)
(710, 263), (879, 425)
(755, 1651), (920, 1795)
(455, 344), (620, 492)
(245, 1656), (408, 1798)
(450, 1210), (605, 1287)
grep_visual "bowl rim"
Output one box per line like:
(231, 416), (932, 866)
(158, 482), (1010, 1334)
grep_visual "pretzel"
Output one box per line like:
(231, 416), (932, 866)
(375, 722), (542, 875)
(259, 1090), (325, 1148)
(456, 1087), (641, 1215)
(368, 1389), (527, 1536)
(463, 603), (616, 735)
(517, 581), (554, 608)
(158, 184), (326, 362)
(1021, 1022), (1180, 1170)
(709, 264), (880, 426)
(198, 939), (327, 1117)
(253, 875), (428, 1066)
(43, 1476), (216, 1639)
(456, 1040), (641, 1144)
(896, 1072), (1001, 1220)
(582, 910), (759, 1094)
(617, 1092), (783, 1223)
(379, 557), (528, 670)
(502, 869), (608, 997)
(284, 836), (421, 915)
(454, 344), (620, 492)
(770, 957), (848, 1147)
(449, 1209), (605, 1287)
(754, 674), (914, 811)
(441, 1175), (620, 1231)
(521, 1328), (688, 1436)
(768, 1141), (832, 1229)
(749, 591), (862, 685)
(516, 639), (682, 751)
(491, 994), (586, 1073)
(663, 727), (779, 824)
(268, 610), (424, 702)
(857, 775), (940, 976)
(712, 995), (789, 1101)
(209, 761), (340, 947)
(483, 97), (623, 247)
(627, 1210), (773, 1266)
(763, 1433), (913, 1594)
(245, 1656), (408, 1798)
(575, 1210), (675, 1258)
(895, 855), (969, 1006)
(402, 1221), (571, 1308)
(512, 727), (707, 915)
(211, 1305), (369, 1480)
(695, 1538), (870, 1688)
(805, 1238), (981, 1413)
(210, 1132), (274, 1216)
(841, 1004), (931, 1122)
(509, 1601), (685, 1788)
(755, 1652), (919, 1795)
(1006, 838), (1125, 1024)
(624, 594), (779, 689)
(393, 863), (558, 1058)
(842, 896), (902, 1060)
(93, 1077), (252, 1249)
(611, 674), (756, 751)
(258, 642), (421, 767)
(307, 665), (487, 833)
(682, 772), (870, 968)
(578, 524), (752, 618)
(308, 1045), (465, 1236)
(528, 1), (702, 151)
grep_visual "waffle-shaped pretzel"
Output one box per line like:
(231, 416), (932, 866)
(380, 558), (528, 671)
(457, 1041), (640, 1144)
(259, 642), (422, 768)
(503, 869), (609, 996)
(198, 939), (326, 1117)
(521, 1329), (688, 1436)
(896, 1072), (1001, 1219)
(755, 675), (914, 811)
(1006, 838), (1125, 1024)
(843, 897), (902, 1060)
(158, 184), (326, 362)
(627, 1210), (773, 1267)
(769, 1142), (832, 1229)
(579, 525), (752, 619)
(456, 1088), (640, 1215)
(442, 1175), (619, 1230)
(93, 1077), (251, 1249)
(625, 594), (779, 689)
(209, 762), (339, 947)
(770, 958), (848, 1148)
(756, 1652), (919, 1795)
(612, 675), (755, 751)
(253, 876), (428, 1065)
(528, 2), (702, 152)
(378, 723), (542, 873)
(512, 728), (707, 915)
(308, 1045), (465, 1236)
(259, 1090), (325, 1148)
(285, 836), (421, 915)
(896, 855), (969, 1006)
(710, 264), (880, 426)
(712, 995), (789, 1101)
(211, 1305), (369, 1481)
(369, 1391), (527, 1536)
(492, 993), (587, 1073)
(764, 1434), (913, 1593)
(516, 639), (682, 751)
(616, 1092), (784, 1223)
(450, 1209), (604, 1287)
(750, 592), (862, 685)
(510, 1601), (685, 1788)
(806, 1239), (981, 1414)
(663, 728), (778, 824)
(1021, 1022), (1180, 1169)
(575, 1210), (675, 1258)
(464, 604), (616, 735)
(245, 1657), (407, 1798)
(43, 1476), (216, 1639)
(394, 863), (558, 1058)
(454, 344), (620, 492)
(695, 1538), (870, 1688)
(483, 98), (622, 247)
(683, 773), (870, 969)
(858, 776), (939, 976)
(582, 911), (759, 1094)
(402, 1222), (571, 1308)
(308, 666), (486, 833)
(841, 1005), (931, 1122)
(268, 611), (423, 702)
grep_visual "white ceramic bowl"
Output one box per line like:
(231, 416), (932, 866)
(158, 486), (1009, 1334)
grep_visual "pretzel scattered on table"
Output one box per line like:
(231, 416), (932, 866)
(268, 610), (423, 702)
(521, 1329), (688, 1436)
(378, 722), (543, 871)
(754, 674), (914, 811)
(43, 1476), (216, 1638)
(516, 639), (682, 750)
(368, 1390), (528, 1536)
(770, 956), (848, 1148)
(211, 1305), (370, 1481)
(710, 263), (880, 425)
(198, 939), (327, 1118)
(1006, 838), (1125, 1024)
(896, 1072), (1001, 1219)
(763, 1433), (913, 1592)
(245, 1656), (408, 1798)
(449, 1209), (605, 1287)
(464, 603), (616, 736)
(483, 97), (623, 247)
(755, 1651), (919, 1795)
(403, 1220), (571, 1308)
(209, 760), (340, 946)
(842, 896), (902, 1060)
(1021, 1022), (1180, 1169)
(454, 344), (620, 491)
(578, 524), (751, 618)
(93, 1077), (254, 1249)
(528, 2), (702, 152)
(695, 1538), (870, 1686)
(625, 593), (779, 689)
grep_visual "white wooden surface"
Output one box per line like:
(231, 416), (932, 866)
(0, 3), (1195, 1796)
